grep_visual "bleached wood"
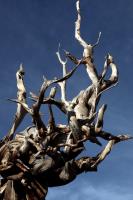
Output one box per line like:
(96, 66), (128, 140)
(92, 134), (132, 168)
(75, 0), (88, 48)
(0, 1), (132, 199)
(7, 64), (27, 140)
(95, 104), (107, 133)
(56, 47), (67, 103)
(75, 0), (99, 84)
(101, 54), (118, 92)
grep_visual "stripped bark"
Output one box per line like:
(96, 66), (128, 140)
(0, 0), (132, 199)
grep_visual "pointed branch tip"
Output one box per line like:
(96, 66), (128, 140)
(93, 32), (102, 48)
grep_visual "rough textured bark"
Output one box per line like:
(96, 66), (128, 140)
(0, 0), (132, 199)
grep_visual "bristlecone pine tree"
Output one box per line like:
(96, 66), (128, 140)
(0, 0), (132, 199)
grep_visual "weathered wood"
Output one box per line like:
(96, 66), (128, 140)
(0, 0), (132, 199)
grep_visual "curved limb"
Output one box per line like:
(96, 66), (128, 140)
(75, 0), (99, 84)
(7, 65), (27, 141)
(75, 0), (88, 48)
(100, 54), (118, 93)
(95, 104), (107, 133)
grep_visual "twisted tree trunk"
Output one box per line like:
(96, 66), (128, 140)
(0, 0), (132, 199)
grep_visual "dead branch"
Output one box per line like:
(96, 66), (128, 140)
(0, 0), (132, 199)
(100, 54), (118, 92)
(75, 0), (99, 84)
(95, 104), (107, 133)
(7, 64), (27, 141)
(92, 134), (132, 167)
(56, 46), (68, 103)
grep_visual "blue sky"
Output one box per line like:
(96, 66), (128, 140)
(0, 0), (133, 200)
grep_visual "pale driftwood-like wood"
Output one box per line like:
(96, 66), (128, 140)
(0, 0), (132, 200)
(7, 64), (27, 141)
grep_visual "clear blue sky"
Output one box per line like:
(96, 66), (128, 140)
(0, 0), (133, 200)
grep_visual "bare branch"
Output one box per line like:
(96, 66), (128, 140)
(100, 54), (118, 92)
(75, 0), (88, 48)
(75, 0), (99, 84)
(53, 62), (80, 84)
(7, 64), (27, 140)
(30, 93), (67, 114)
(0, 1), (131, 198)
(8, 98), (32, 114)
(31, 80), (52, 133)
(93, 32), (102, 48)
(64, 50), (80, 65)
(56, 44), (67, 65)
(47, 104), (56, 134)
(95, 104), (107, 133)
(49, 87), (57, 99)
(56, 46), (67, 102)
(92, 134), (132, 167)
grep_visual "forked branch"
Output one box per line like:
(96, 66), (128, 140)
(56, 46), (67, 103)
(0, 1), (132, 200)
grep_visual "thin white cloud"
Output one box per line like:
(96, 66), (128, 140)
(47, 181), (133, 200)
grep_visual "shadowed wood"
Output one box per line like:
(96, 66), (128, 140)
(0, 0), (132, 199)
